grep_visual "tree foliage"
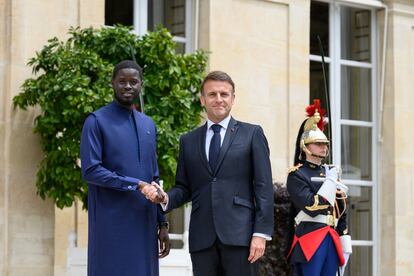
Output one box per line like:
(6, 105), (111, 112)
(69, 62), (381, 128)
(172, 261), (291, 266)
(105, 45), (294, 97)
(13, 26), (208, 209)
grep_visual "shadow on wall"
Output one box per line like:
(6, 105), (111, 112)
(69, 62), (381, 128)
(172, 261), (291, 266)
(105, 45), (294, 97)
(259, 182), (293, 276)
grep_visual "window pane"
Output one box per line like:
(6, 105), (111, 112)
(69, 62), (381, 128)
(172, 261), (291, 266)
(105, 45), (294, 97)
(105, 0), (133, 26)
(148, 0), (186, 37)
(344, 246), (372, 276)
(341, 125), (372, 180)
(310, 1), (329, 56)
(346, 186), (372, 240)
(341, 66), (371, 121)
(341, 6), (371, 62)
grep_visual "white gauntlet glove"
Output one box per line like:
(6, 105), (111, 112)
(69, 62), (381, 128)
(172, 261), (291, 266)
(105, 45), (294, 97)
(324, 165), (348, 194)
(316, 165), (339, 206)
(324, 164), (339, 181)
(340, 235), (352, 275)
(326, 165), (348, 193)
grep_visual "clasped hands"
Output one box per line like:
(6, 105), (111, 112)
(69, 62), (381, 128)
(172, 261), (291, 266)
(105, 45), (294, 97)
(139, 181), (168, 204)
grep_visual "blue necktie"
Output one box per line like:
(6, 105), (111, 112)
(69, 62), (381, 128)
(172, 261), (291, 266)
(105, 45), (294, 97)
(209, 124), (222, 170)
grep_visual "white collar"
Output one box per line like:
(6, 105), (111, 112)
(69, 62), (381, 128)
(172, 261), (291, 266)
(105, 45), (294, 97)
(207, 116), (231, 131)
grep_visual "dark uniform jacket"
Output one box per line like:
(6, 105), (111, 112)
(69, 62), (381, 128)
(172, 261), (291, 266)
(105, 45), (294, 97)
(286, 161), (349, 264)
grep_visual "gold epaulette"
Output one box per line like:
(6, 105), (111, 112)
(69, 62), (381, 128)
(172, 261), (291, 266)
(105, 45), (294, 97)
(287, 163), (303, 174)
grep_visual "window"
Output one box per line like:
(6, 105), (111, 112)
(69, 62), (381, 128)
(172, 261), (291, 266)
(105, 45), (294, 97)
(105, 0), (194, 53)
(310, 1), (378, 275)
(105, 0), (133, 26)
(148, 0), (189, 53)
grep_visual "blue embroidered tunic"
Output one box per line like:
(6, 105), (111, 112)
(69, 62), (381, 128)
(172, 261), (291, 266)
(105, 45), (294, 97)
(80, 101), (165, 276)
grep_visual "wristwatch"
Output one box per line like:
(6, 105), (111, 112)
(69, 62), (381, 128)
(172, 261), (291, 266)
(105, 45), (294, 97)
(158, 222), (169, 230)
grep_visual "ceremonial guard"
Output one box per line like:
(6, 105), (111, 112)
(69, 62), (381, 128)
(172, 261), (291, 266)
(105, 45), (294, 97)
(286, 100), (352, 276)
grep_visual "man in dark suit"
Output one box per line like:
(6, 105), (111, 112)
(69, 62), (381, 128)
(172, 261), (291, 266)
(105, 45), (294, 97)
(141, 71), (274, 276)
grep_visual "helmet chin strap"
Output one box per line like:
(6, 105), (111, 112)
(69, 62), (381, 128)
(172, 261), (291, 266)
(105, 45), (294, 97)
(302, 145), (329, 160)
(311, 152), (327, 159)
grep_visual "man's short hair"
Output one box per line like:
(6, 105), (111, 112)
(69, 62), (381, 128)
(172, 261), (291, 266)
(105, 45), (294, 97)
(201, 71), (235, 94)
(112, 60), (143, 80)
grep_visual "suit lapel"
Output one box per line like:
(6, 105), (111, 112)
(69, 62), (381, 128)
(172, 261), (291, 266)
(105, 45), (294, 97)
(213, 117), (239, 175)
(198, 123), (212, 174)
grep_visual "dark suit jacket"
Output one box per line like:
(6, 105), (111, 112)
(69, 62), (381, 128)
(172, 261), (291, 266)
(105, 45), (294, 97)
(167, 117), (274, 253)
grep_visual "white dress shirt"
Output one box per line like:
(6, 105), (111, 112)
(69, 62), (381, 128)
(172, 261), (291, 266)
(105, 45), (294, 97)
(205, 116), (231, 159)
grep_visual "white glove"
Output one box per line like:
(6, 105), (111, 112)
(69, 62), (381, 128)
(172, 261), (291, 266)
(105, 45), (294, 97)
(340, 253), (350, 275)
(324, 165), (349, 194)
(317, 166), (338, 206)
(339, 234), (352, 275)
(324, 165), (339, 181)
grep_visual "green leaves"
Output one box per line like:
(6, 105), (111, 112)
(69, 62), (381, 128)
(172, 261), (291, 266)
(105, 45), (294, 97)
(138, 27), (207, 191)
(13, 25), (208, 209)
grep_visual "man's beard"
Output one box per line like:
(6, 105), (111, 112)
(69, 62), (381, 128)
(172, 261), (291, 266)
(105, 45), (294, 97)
(114, 92), (139, 106)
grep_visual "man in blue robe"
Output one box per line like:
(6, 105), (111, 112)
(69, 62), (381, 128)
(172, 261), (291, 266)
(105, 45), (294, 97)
(80, 60), (170, 276)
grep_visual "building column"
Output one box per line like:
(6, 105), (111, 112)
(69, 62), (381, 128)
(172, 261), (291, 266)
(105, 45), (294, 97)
(380, 1), (414, 275)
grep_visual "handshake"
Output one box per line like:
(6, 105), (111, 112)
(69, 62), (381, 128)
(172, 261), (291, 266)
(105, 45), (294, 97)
(139, 181), (168, 204)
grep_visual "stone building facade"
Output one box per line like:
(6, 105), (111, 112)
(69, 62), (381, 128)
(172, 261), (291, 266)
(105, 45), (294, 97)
(1, 0), (414, 275)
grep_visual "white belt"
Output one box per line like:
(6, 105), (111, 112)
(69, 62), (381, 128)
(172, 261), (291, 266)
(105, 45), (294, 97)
(295, 211), (338, 227)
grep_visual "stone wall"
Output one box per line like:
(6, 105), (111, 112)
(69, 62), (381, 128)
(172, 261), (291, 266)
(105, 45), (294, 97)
(0, 1), (104, 275)
(199, 0), (310, 183)
(381, 1), (414, 275)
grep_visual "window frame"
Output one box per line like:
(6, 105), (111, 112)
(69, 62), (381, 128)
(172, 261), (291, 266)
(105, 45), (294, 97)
(133, 0), (195, 52)
(310, 1), (379, 275)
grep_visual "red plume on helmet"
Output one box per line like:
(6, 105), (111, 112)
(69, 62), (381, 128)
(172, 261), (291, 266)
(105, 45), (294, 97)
(305, 99), (326, 131)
